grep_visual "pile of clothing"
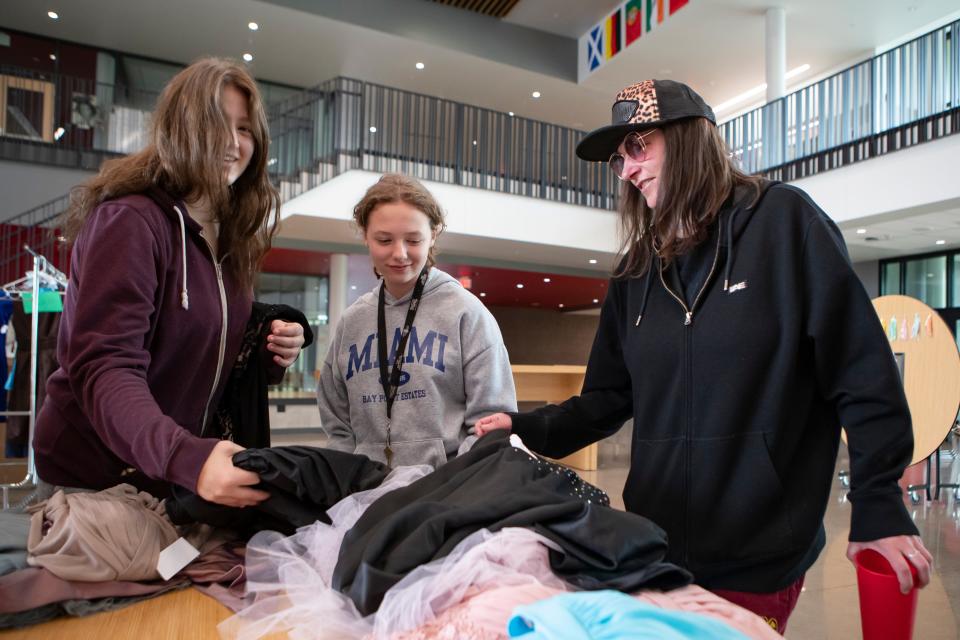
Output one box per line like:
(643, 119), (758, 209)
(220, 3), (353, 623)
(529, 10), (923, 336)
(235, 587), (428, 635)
(1, 432), (781, 639)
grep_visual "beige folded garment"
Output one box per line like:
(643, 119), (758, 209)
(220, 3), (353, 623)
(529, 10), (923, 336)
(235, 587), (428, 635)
(26, 484), (179, 582)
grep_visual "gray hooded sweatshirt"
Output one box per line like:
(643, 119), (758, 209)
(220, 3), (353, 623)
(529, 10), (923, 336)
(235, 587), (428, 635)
(317, 268), (517, 468)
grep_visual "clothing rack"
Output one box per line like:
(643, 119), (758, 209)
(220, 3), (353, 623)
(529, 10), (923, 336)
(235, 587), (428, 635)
(1, 246), (65, 509)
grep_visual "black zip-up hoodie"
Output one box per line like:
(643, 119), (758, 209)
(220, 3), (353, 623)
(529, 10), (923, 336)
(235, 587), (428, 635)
(511, 180), (918, 592)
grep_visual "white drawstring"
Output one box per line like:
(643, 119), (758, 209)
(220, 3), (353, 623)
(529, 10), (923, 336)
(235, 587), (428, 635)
(172, 205), (190, 310)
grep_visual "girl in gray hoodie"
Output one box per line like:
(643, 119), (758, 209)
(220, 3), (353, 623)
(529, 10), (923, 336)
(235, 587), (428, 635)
(317, 174), (516, 468)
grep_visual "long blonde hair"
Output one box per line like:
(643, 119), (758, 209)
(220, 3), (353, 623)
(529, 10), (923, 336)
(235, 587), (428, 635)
(63, 57), (280, 289)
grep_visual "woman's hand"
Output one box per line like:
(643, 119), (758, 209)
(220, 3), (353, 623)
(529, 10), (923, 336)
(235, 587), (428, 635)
(847, 535), (933, 594)
(473, 413), (513, 437)
(267, 319), (305, 367)
(196, 440), (270, 507)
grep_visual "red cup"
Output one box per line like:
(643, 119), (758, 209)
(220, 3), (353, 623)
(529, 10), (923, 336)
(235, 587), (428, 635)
(855, 549), (919, 640)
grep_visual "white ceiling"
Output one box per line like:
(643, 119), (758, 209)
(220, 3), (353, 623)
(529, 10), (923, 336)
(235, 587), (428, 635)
(3, 0), (958, 130)
(841, 209), (960, 263)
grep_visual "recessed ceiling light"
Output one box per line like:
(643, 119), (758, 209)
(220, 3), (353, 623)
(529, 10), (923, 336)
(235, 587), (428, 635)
(47, 10), (59, 19)
(242, 53), (253, 62)
(936, 239), (946, 245)
(479, 292), (486, 297)
(415, 62), (425, 70)
(248, 22), (259, 31)
(856, 228), (867, 234)
(508, 111), (515, 116)
(543, 277), (551, 283)
(516, 283), (524, 289)
(369, 126), (377, 133)
(350, 285), (357, 290)
(49, 53), (56, 61)
(472, 140), (477, 145)
(588, 258), (598, 264)
(531, 91), (541, 99)
(593, 299), (599, 304)
(558, 303), (564, 308)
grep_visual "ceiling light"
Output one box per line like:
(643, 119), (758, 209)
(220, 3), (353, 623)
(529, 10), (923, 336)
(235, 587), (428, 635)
(53, 127), (65, 140)
(508, 111), (515, 117)
(593, 299), (599, 304)
(588, 259), (598, 264)
(479, 292), (486, 297)
(558, 303), (564, 308)
(936, 240), (946, 245)
(369, 126), (377, 133)
(248, 22), (259, 31)
(543, 277), (551, 283)
(47, 10), (59, 19)
(267, 157), (277, 166)
(856, 228), (867, 234)
(415, 62), (425, 70)
(516, 284), (524, 289)
(531, 91), (541, 99)
(472, 140), (477, 145)
(242, 53), (254, 62)
(350, 285), (357, 290)
(49, 54), (56, 61)
(714, 64), (811, 113)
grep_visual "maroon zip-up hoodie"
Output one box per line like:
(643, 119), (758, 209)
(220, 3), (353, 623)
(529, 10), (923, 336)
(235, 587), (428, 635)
(35, 188), (255, 496)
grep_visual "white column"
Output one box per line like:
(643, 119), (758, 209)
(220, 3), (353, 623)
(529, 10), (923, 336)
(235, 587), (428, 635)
(765, 7), (786, 102)
(328, 253), (348, 332)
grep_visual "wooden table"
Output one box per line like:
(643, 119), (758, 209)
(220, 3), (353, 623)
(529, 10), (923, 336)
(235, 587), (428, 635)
(511, 364), (598, 471)
(0, 588), (231, 640)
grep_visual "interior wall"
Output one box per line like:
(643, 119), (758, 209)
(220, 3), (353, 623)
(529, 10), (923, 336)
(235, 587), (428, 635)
(489, 306), (599, 366)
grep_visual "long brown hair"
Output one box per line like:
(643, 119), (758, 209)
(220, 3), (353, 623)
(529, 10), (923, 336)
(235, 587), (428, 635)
(353, 173), (447, 269)
(614, 117), (763, 278)
(62, 57), (280, 289)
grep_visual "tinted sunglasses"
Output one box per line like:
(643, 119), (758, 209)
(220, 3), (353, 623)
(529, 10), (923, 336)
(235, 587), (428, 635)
(608, 130), (657, 180)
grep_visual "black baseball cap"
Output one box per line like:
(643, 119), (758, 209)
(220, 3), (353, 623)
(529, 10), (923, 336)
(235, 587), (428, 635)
(576, 79), (716, 161)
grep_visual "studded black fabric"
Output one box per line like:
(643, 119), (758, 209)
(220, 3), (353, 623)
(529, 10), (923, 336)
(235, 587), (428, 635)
(332, 430), (691, 615)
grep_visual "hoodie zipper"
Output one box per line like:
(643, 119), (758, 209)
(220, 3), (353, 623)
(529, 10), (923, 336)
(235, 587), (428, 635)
(654, 228), (722, 567)
(657, 230), (723, 326)
(200, 251), (229, 437)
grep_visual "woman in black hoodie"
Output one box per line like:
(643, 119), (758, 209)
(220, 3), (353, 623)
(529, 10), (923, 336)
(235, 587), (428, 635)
(476, 79), (932, 632)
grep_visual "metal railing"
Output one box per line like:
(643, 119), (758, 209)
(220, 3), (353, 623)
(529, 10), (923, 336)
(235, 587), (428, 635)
(0, 195), (70, 285)
(720, 19), (959, 174)
(265, 78), (618, 209)
(1, 19), (958, 215)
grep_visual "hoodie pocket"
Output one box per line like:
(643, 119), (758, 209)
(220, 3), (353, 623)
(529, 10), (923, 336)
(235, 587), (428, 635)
(355, 438), (448, 469)
(688, 432), (796, 565)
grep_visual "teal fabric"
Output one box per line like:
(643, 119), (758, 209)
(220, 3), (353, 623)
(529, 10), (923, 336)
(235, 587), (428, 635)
(507, 590), (750, 640)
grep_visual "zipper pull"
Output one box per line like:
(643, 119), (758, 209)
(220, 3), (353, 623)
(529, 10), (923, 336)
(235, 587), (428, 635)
(684, 311), (692, 326)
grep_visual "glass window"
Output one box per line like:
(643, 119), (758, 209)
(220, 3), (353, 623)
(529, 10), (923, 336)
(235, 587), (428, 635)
(952, 254), (960, 307)
(255, 273), (329, 395)
(881, 261), (901, 295)
(904, 255), (947, 308)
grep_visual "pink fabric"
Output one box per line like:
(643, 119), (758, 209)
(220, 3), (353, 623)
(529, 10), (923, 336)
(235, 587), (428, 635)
(389, 583), (781, 640)
(182, 542), (248, 612)
(0, 567), (188, 614)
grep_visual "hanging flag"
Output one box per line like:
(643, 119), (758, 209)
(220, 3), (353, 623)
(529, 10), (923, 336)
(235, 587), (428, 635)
(670, 0), (689, 15)
(625, 0), (642, 45)
(645, 0), (658, 33)
(605, 8), (622, 59)
(587, 25), (603, 70)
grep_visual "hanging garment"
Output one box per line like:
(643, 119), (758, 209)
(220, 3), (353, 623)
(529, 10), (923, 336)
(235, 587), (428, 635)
(332, 430), (692, 616)
(0, 292), (13, 439)
(165, 446), (389, 535)
(212, 302), (314, 448)
(6, 303), (60, 452)
(507, 590), (750, 640)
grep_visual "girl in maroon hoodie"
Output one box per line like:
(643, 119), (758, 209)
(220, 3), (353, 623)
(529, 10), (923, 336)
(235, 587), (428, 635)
(34, 58), (304, 507)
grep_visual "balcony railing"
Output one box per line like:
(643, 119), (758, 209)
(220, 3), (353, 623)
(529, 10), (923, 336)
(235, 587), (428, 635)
(720, 19), (959, 177)
(1, 18), (958, 217)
